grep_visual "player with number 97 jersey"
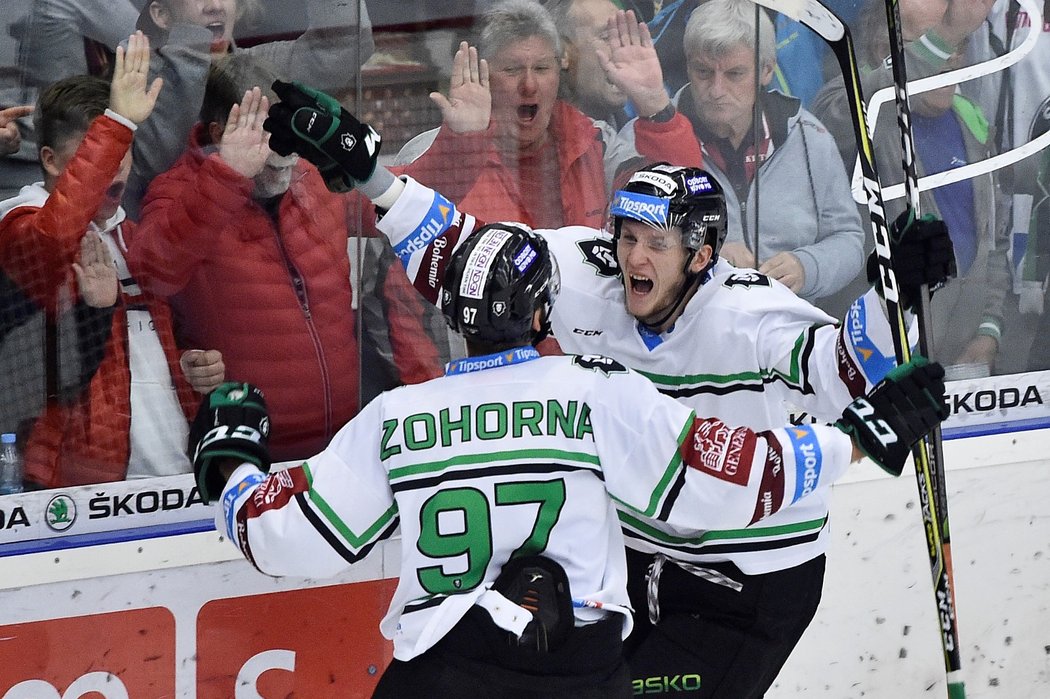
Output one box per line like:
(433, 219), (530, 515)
(217, 348), (857, 661)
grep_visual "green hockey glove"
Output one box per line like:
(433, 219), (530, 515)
(264, 80), (381, 192)
(836, 356), (949, 476)
(188, 382), (271, 504)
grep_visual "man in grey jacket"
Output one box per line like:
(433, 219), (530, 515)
(599, 2), (866, 308)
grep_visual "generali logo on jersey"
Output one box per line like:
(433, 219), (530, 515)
(682, 419), (754, 486)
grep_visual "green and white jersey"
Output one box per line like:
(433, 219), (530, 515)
(377, 176), (903, 574)
(217, 351), (854, 660)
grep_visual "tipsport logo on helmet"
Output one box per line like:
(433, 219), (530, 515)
(461, 229), (512, 299)
(611, 191), (670, 227)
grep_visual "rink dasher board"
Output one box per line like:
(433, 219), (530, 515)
(0, 369), (1047, 583)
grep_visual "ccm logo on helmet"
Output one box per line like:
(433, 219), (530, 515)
(611, 191), (669, 226)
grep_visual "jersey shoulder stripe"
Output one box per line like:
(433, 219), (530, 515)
(295, 462), (400, 559)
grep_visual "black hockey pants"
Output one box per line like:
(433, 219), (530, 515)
(624, 549), (826, 698)
(372, 606), (631, 698)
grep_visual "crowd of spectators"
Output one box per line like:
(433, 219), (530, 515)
(0, 0), (1046, 490)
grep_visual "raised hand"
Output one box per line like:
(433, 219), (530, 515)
(430, 41), (491, 134)
(72, 232), (118, 308)
(0, 105), (32, 156)
(109, 31), (163, 125)
(596, 10), (669, 119)
(836, 356), (948, 476)
(219, 87), (272, 179)
(188, 382), (271, 503)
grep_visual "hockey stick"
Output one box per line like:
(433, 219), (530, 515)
(881, 3), (964, 697)
(746, 2), (964, 696)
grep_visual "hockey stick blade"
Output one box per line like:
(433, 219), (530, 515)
(747, 0), (844, 41)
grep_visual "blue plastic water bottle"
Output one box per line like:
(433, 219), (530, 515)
(0, 432), (24, 495)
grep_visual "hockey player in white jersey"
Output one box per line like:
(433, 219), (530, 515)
(191, 222), (947, 698)
(260, 77), (956, 697)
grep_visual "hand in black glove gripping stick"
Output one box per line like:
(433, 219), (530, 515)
(836, 356), (949, 476)
(868, 211), (957, 312)
(264, 80), (381, 192)
(188, 382), (271, 503)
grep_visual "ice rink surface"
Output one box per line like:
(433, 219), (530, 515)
(773, 429), (1050, 697)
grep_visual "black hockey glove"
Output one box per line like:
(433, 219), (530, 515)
(835, 356), (949, 477)
(867, 211), (956, 312)
(188, 382), (271, 504)
(264, 80), (381, 193)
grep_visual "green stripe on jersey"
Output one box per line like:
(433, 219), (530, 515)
(636, 330), (812, 390)
(388, 448), (600, 482)
(303, 462), (398, 550)
(612, 417), (693, 518)
(618, 510), (827, 545)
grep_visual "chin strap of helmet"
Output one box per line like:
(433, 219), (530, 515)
(530, 300), (555, 346)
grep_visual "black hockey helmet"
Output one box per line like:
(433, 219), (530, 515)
(442, 223), (561, 346)
(610, 162), (728, 256)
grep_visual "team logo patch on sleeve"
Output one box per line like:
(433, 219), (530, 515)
(723, 271), (771, 289)
(571, 354), (628, 375)
(577, 238), (619, 278)
(223, 471), (265, 541)
(750, 435), (786, 524)
(681, 419), (755, 486)
(844, 298), (895, 383)
(246, 466), (310, 517)
(836, 328), (867, 396)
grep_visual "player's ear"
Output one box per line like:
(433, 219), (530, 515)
(39, 146), (61, 179)
(759, 60), (775, 87)
(688, 244), (714, 274)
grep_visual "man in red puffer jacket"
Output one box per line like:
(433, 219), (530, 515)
(130, 54), (444, 462)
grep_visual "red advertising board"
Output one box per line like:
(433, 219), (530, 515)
(0, 607), (176, 698)
(196, 578), (398, 698)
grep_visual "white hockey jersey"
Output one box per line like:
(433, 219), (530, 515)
(218, 350), (855, 660)
(377, 177), (902, 574)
